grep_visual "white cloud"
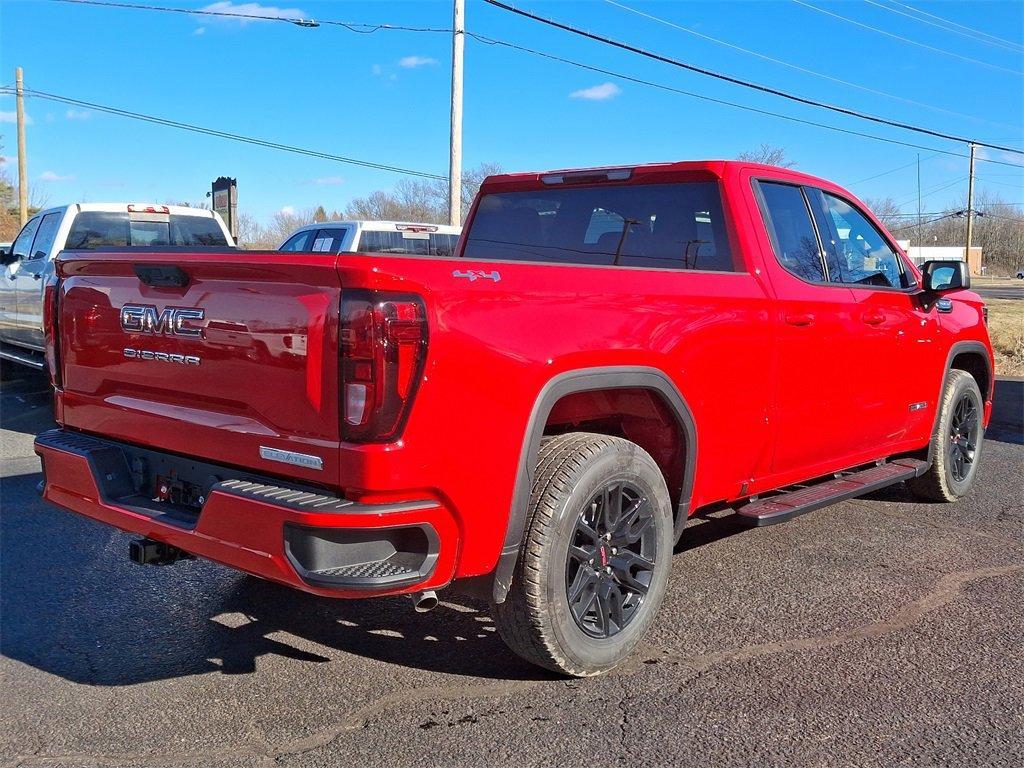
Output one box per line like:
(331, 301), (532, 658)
(278, 205), (296, 216)
(65, 109), (90, 121)
(569, 82), (621, 101)
(309, 176), (344, 186)
(372, 64), (382, 76)
(194, 26), (207, 35)
(39, 171), (75, 182)
(398, 55), (438, 69)
(0, 111), (32, 125)
(198, 2), (307, 25)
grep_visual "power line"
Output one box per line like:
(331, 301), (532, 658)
(850, 153), (941, 185)
(51, 0), (451, 32)
(480, 0), (1024, 155)
(468, 31), (1024, 170)
(885, 0), (1024, 52)
(893, 177), (965, 208)
(602, 0), (1006, 129)
(0, 87), (446, 180)
(791, 0), (1023, 77)
(975, 176), (1024, 190)
(862, 0), (1024, 54)
(890, 212), (964, 233)
(977, 211), (1024, 222)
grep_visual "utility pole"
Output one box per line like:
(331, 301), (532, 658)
(916, 153), (921, 250)
(15, 66), (28, 226)
(448, 0), (464, 227)
(965, 142), (976, 269)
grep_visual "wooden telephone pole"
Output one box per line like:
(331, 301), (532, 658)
(965, 143), (976, 270)
(448, 0), (464, 227)
(16, 67), (28, 226)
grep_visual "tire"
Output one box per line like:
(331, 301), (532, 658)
(908, 370), (984, 502)
(492, 432), (674, 677)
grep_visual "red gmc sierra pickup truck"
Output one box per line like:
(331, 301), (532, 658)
(34, 161), (994, 676)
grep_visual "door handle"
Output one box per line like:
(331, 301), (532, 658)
(862, 312), (885, 325)
(784, 313), (815, 327)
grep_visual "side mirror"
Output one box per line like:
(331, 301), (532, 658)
(0, 248), (15, 267)
(921, 260), (970, 293)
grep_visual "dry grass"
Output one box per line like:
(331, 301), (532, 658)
(985, 298), (1024, 377)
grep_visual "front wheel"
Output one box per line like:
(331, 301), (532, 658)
(492, 432), (674, 677)
(908, 369), (984, 502)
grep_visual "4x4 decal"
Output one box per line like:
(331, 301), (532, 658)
(453, 269), (501, 283)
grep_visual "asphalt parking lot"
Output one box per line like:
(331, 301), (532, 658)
(974, 281), (1024, 302)
(1, 369), (1021, 768)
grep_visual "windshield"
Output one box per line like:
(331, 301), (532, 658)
(66, 212), (229, 249)
(463, 181), (736, 271)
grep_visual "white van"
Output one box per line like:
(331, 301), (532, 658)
(0, 203), (233, 371)
(279, 220), (461, 257)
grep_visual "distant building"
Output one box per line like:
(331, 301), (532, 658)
(896, 241), (983, 275)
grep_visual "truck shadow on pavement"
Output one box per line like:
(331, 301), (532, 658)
(0, 471), (552, 685)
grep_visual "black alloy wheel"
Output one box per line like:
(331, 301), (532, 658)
(947, 392), (980, 482)
(565, 482), (657, 639)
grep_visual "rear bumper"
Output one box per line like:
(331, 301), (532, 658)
(33, 429), (458, 598)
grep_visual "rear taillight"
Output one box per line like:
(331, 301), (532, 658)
(340, 290), (427, 442)
(43, 277), (62, 388)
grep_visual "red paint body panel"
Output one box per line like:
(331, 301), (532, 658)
(39, 161), (995, 597)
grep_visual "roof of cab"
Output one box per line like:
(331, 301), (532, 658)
(480, 160), (841, 191)
(37, 203), (221, 217)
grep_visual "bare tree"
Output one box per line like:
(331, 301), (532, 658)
(345, 163), (502, 224)
(862, 197), (904, 234)
(736, 144), (796, 168)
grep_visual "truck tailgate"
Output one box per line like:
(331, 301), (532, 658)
(55, 250), (342, 486)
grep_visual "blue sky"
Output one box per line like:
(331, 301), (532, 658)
(1, 0), (1021, 225)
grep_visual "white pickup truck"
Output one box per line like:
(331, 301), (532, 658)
(279, 220), (461, 256)
(0, 203), (233, 372)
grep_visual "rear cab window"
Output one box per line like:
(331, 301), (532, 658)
(66, 211), (229, 249)
(462, 180), (737, 271)
(356, 229), (459, 257)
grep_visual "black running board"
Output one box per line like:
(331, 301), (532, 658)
(733, 459), (929, 526)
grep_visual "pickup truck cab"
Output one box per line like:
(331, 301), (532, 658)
(33, 162), (993, 676)
(0, 203), (233, 371)
(279, 220), (461, 257)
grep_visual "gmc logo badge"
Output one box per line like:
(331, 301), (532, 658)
(120, 304), (205, 338)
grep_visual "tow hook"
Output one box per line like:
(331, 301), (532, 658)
(410, 590), (439, 613)
(129, 538), (195, 566)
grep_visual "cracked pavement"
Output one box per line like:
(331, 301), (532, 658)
(1, 370), (1022, 768)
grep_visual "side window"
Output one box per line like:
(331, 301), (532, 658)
(280, 230), (314, 252)
(820, 192), (906, 289)
(311, 228), (348, 253)
(28, 213), (62, 260)
(756, 182), (826, 282)
(11, 216), (42, 261)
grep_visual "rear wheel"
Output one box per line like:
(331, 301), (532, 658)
(492, 432), (673, 677)
(908, 370), (984, 502)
